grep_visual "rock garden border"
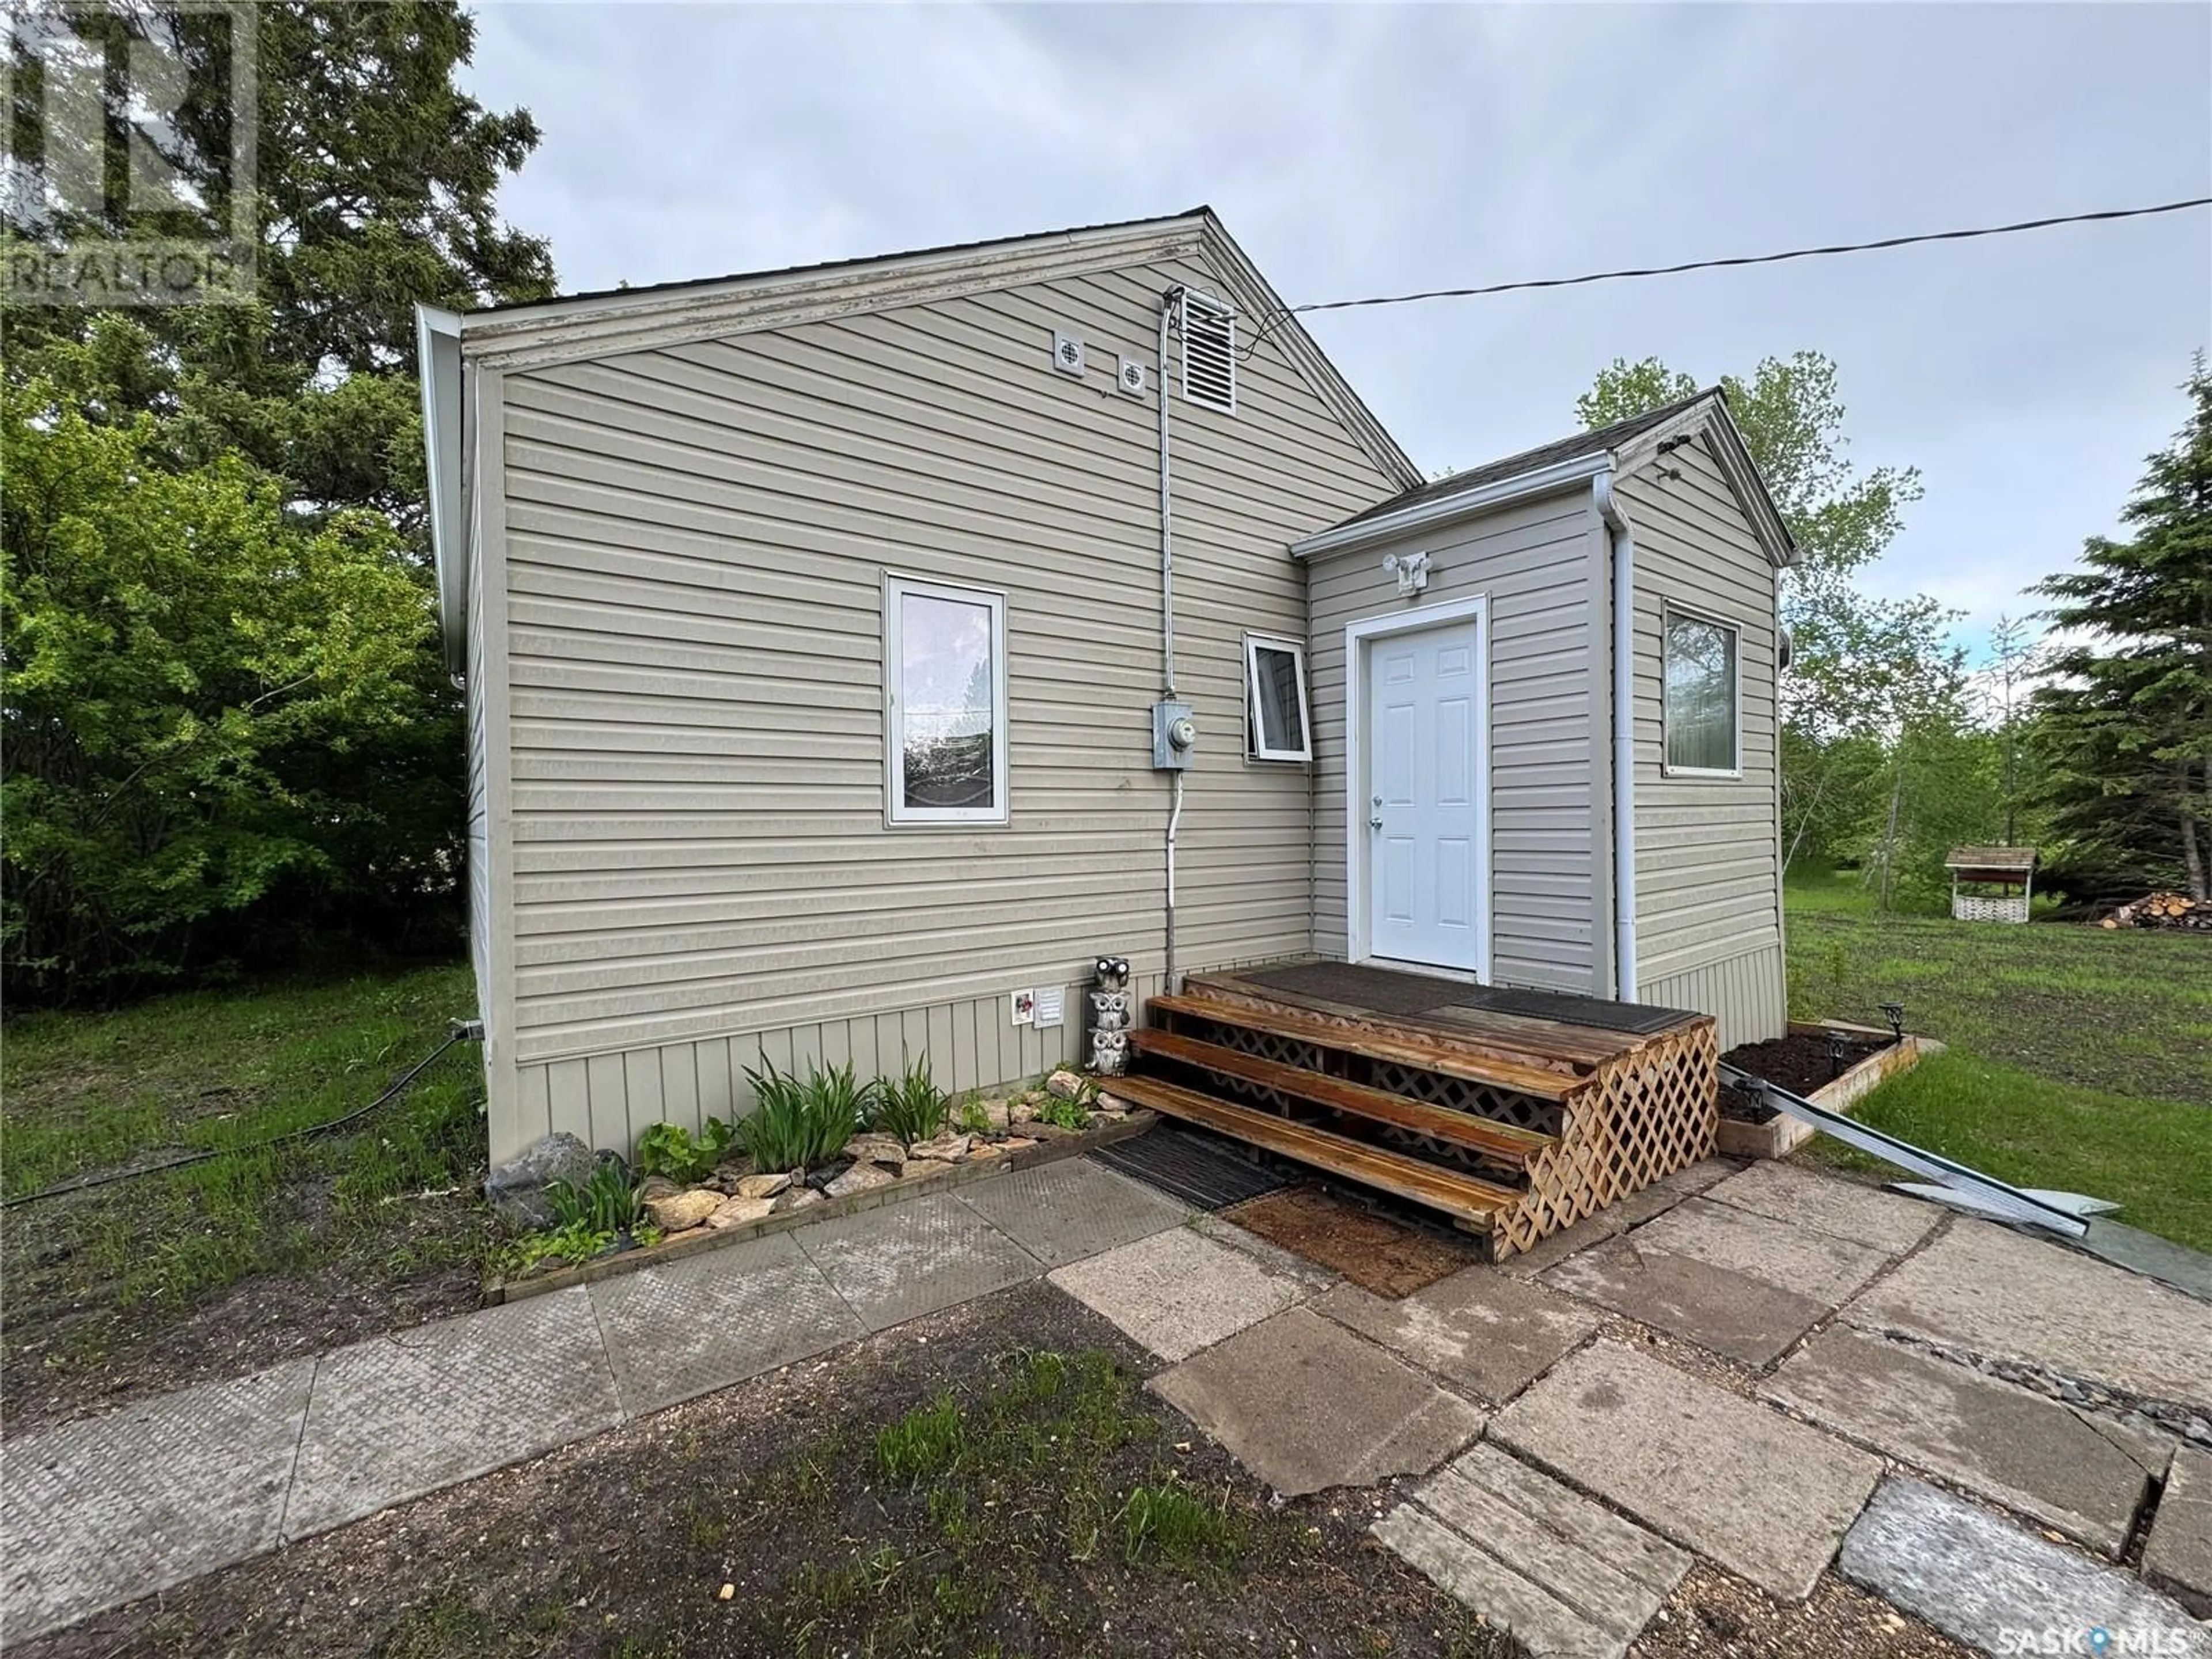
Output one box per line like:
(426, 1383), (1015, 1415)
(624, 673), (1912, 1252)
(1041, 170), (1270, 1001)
(486, 1106), (1157, 1306)
(1716, 1019), (1945, 1160)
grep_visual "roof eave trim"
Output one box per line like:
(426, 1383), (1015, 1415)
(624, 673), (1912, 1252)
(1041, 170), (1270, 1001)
(415, 304), (466, 675)
(1290, 450), (1613, 558)
(1616, 398), (1797, 569)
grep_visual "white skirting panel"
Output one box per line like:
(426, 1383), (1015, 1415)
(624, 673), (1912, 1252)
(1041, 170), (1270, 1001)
(494, 972), (1167, 1163)
(1640, 941), (1787, 1052)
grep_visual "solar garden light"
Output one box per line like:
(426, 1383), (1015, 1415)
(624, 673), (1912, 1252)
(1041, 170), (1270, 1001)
(1826, 1029), (1849, 1081)
(1880, 1002), (1906, 1041)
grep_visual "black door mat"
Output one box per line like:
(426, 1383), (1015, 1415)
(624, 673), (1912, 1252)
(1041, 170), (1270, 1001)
(1238, 960), (1692, 1036)
(1088, 1126), (1290, 1211)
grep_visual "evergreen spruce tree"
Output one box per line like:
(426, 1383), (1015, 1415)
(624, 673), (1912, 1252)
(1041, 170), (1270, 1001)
(2033, 354), (2212, 899)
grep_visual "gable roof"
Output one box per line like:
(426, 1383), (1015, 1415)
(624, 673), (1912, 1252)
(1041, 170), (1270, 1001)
(428, 207), (1418, 491)
(1291, 388), (1796, 566)
(417, 209), (1423, 673)
(1945, 845), (2037, 873)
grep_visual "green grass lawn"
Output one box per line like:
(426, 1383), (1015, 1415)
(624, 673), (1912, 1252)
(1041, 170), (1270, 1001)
(1, 964), (492, 1430)
(1785, 868), (2212, 1251)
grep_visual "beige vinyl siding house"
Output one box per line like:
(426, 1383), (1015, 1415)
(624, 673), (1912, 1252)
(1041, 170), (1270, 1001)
(1621, 437), (1788, 1039)
(422, 213), (1416, 1160)
(1289, 391), (1794, 1050)
(422, 210), (1794, 1165)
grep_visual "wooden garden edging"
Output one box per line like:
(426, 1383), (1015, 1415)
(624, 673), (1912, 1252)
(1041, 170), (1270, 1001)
(1715, 1021), (1944, 1160)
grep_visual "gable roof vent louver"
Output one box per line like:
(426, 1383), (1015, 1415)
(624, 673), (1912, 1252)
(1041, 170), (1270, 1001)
(1180, 290), (1236, 414)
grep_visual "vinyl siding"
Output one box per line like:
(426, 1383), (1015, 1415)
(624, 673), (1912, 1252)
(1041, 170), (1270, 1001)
(516, 971), (1167, 1154)
(1622, 437), (1786, 1045)
(1307, 490), (1604, 993)
(484, 252), (1397, 1154)
(464, 400), (490, 1028)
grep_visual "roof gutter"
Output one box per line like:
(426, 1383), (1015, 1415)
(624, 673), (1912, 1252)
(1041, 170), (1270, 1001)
(415, 305), (466, 678)
(1594, 471), (1638, 1003)
(1290, 451), (1612, 559)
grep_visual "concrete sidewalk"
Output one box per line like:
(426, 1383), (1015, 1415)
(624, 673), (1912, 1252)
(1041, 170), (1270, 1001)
(11, 1146), (2212, 1657)
(1, 1159), (1193, 1644)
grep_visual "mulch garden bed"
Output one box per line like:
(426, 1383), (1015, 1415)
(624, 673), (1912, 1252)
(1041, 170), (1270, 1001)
(1225, 1184), (1484, 1298)
(18, 1282), (1525, 1659)
(1720, 1031), (1896, 1124)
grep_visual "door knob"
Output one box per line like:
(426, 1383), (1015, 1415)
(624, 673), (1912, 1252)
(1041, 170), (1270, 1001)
(1369, 794), (1384, 829)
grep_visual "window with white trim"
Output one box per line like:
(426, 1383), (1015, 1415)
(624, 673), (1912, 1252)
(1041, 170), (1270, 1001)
(1662, 608), (1740, 776)
(1244, 635), (1312, 763)
(884, 576), (1008, 824)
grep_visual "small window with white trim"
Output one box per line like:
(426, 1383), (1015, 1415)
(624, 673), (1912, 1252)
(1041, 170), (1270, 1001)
(884, 575), (1009, 825)
(1662, 608), (1741, 777)
(1244, 635), (1312, 763)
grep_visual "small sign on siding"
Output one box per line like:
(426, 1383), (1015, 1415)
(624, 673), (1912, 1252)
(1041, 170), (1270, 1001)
(1033, 987), (1065, 1029)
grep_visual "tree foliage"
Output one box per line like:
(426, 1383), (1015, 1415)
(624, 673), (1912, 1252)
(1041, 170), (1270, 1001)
(2033, 355), (2212, 900)
(2, 2), (550, 997)
(2, 380), (435, 993)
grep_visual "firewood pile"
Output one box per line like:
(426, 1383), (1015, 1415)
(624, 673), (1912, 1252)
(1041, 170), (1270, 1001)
(2100, 892), (2212, 930)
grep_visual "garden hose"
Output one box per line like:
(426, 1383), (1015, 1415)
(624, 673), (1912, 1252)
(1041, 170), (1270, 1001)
(2, 1025), (477, 1211)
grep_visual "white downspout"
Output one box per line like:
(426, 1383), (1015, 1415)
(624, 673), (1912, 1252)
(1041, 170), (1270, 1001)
(1594, 472), (1638, 1002)
(1159, 290), (1184, 991)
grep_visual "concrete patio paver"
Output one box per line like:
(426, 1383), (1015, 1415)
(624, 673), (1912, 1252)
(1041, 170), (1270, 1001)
(1315, 1263), (1600, 1403)
(1499, 1158), (1736, 1279)
(1700, 1160), (1942, 1256)
(1490, 1339), (1882, 1599)
(283, 1285), (620, 1540)
(589, 1230), (864, 1416)
(2147, 1446), (2212, 1617)
(1374, 1442), (1692, 1659)
(1, 1358), (315, 1645)
(1048, 1223), (1309, 1361)
(1540, 1236), (1831, 1367)
(1842, 1478), (2212, 1658)
(1627, 1195), (1894, 1306)
(1766, 1325), (2168, 1555)
(794, 1189), (1041, 1331)
(1841, 1218), (2212, 1415)
(953, 1158), (1191, 1268)
(1149, 1306), (1483, 1497)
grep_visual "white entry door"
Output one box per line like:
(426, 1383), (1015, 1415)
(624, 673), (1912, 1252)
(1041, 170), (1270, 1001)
(1365, 617), (1486, 974)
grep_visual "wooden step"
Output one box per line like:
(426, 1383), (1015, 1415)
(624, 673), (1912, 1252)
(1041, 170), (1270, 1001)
(1132, 1028), (1556, 1168)
(1150, 993), (1587, 1104)
(1105, 1075), (1521, 1231)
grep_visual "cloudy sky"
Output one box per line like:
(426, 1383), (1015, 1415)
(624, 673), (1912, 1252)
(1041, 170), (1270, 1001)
(460, 3), (2211, 656)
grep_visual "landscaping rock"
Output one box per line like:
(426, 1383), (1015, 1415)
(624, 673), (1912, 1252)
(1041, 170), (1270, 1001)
(975, 1097), (1012, 1131)
(968, 1143), (1005, 1161)
(1046, 1069), (1084, 1100)
(773, 1185), (823, 1214)
(1009, 1097), (1038, 1124)
(902, 1158), (957, 1183)
(842, 1134), (907, 1174)
(1025, 1118), (1085, 1141)
(824, 1162), (897, 1199)
(706, 1195), (775, 1230)
(644, 1189), (721, 1233)
(907, 1132), (971, 1164)
(638, 1175), (684, 1202)
(734, 1172), (791, 1201)
(483, 1132), (596, 1229)
(1001, 1136), (1037, 1152)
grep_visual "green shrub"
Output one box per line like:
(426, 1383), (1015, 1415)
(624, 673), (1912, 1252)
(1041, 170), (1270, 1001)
(634, 1118), (733, 1183)
(871, 1052), (950, 1143)
(1034, 1089), (1091, 1131)
(546, 1158), (643, 1234)
(739, 1055), (872, 1172)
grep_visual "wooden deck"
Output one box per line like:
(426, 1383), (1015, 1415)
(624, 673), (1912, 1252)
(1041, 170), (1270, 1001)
(1128, 961), (1720, 1260)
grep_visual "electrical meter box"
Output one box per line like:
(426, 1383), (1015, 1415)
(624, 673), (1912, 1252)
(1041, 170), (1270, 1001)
(1151, 700), (1196, 770)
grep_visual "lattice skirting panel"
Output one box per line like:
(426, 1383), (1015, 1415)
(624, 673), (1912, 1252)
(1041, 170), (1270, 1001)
(1952, 895), (2029, 923)
(1491, 1020), (1719, 1260)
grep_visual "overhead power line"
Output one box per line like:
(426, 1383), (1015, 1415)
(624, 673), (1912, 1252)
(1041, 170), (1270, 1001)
(1241, 196), (2211, 354)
